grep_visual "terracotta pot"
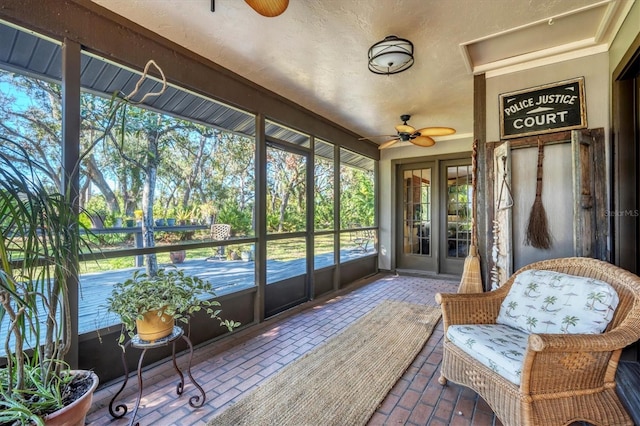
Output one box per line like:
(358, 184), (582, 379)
(136, 310), (174, 341)
(169, 250), (186, 264)
(44, 370), (99, 426)
(241, 251), (254, 261)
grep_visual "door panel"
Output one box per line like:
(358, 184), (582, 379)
(397, 163), (436, 271)
(441, 162), (472, 275)
(397, 159), (472, 275)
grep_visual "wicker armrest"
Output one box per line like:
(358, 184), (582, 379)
(528, 329), (636, 353)
(522, 331), (630, 395)
(436, 290), (507, 328)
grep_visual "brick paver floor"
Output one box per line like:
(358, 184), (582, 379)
(86, 273), (503, 425)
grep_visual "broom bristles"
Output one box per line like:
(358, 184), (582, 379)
(459, 138), (483, 294)
(525, 197), (552, 249)
(458, 245), (483, 293)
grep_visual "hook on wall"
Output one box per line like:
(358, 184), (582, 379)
(497, 155), (514, 210)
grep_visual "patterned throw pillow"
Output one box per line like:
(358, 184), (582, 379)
(496, 269), (619, 334)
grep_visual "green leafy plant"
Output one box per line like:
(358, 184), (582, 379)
(106, 268), (240, 345)
(0, 140), (97, 423)
(175, 206), (199, 224)
(0, 359), (77, 425)
(0, 60), (164, 424)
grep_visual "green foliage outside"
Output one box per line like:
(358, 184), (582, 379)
(0, 68), (375, 273)
(340, 165), (375, 229)
(217, 203), (253, 237)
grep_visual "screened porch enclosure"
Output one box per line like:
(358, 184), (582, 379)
(0, 19), (379, 383)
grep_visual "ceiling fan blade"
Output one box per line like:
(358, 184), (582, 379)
(395, 124), (415, 134)
(416, 127), (456, 137)
(245, 0), (289, 17)
(378, 139), (399, 150)
(411, 136), (436, 147)
(358, 134), (397, 141)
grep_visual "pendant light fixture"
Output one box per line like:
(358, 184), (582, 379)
(368, 35), (414, 75)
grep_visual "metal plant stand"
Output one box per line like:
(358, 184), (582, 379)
(108, 326), (205, 426)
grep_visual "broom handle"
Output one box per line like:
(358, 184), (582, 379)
(535, 140), (544, 198)
(471, 139), (478, 247)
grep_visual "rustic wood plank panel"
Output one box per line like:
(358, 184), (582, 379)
(616, 361), (640, 426)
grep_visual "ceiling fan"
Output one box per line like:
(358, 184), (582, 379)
(360, 115), (456, 150)
(211, 0), (289, 17)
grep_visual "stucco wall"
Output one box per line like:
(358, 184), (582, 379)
(485, 52), (609, 269)
(609, 0), (640, 75)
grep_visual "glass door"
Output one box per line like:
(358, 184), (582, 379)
(397, 162), (436, 272)
(396, 159), (472, 275)
(441, 162), (472, 274)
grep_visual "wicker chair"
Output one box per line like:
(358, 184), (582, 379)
(208, 223), (231, 260)
(436, 257), (640, 426)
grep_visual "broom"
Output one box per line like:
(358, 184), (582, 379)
(524, 139), (552, 249)
(458, 139), (483, 293)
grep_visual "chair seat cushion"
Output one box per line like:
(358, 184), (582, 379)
(496, 269), (619, 335)
(447, 324), (528, 385)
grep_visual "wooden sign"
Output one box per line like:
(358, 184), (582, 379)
(499, 77), (587, 139)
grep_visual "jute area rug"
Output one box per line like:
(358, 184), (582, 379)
(208, 300), (441, 426)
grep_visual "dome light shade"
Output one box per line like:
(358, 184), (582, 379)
(368, 35), (414, 75)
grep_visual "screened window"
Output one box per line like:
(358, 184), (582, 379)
(77, 53), (258, 330)
(339, 148), (376, 261)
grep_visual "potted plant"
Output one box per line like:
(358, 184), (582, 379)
(226, 249), (241, 261)
(199, 202), (217, 225)
(134, 209), (143, 225)
(240, 245), (254, 262)
(0, 59), (166, 424)
(169, 250), (186, 264)
(175, 206), (196, 226)
(106, 268), (240, 345)
(0, 141), (99, 425)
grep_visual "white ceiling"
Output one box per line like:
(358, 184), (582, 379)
(91, 0), (633, 149)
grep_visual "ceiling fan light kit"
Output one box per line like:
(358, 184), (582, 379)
(368, 35), (414, 75)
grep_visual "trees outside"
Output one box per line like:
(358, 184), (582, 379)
(0, 70), (256, 273)
(340, 162), (375, 229)
(266, 146), (306, 233)
(314, 154), (334, 231)
(0, 67), (375, 269)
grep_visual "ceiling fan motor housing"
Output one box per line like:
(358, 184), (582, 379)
(398, 115), (414, 140)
